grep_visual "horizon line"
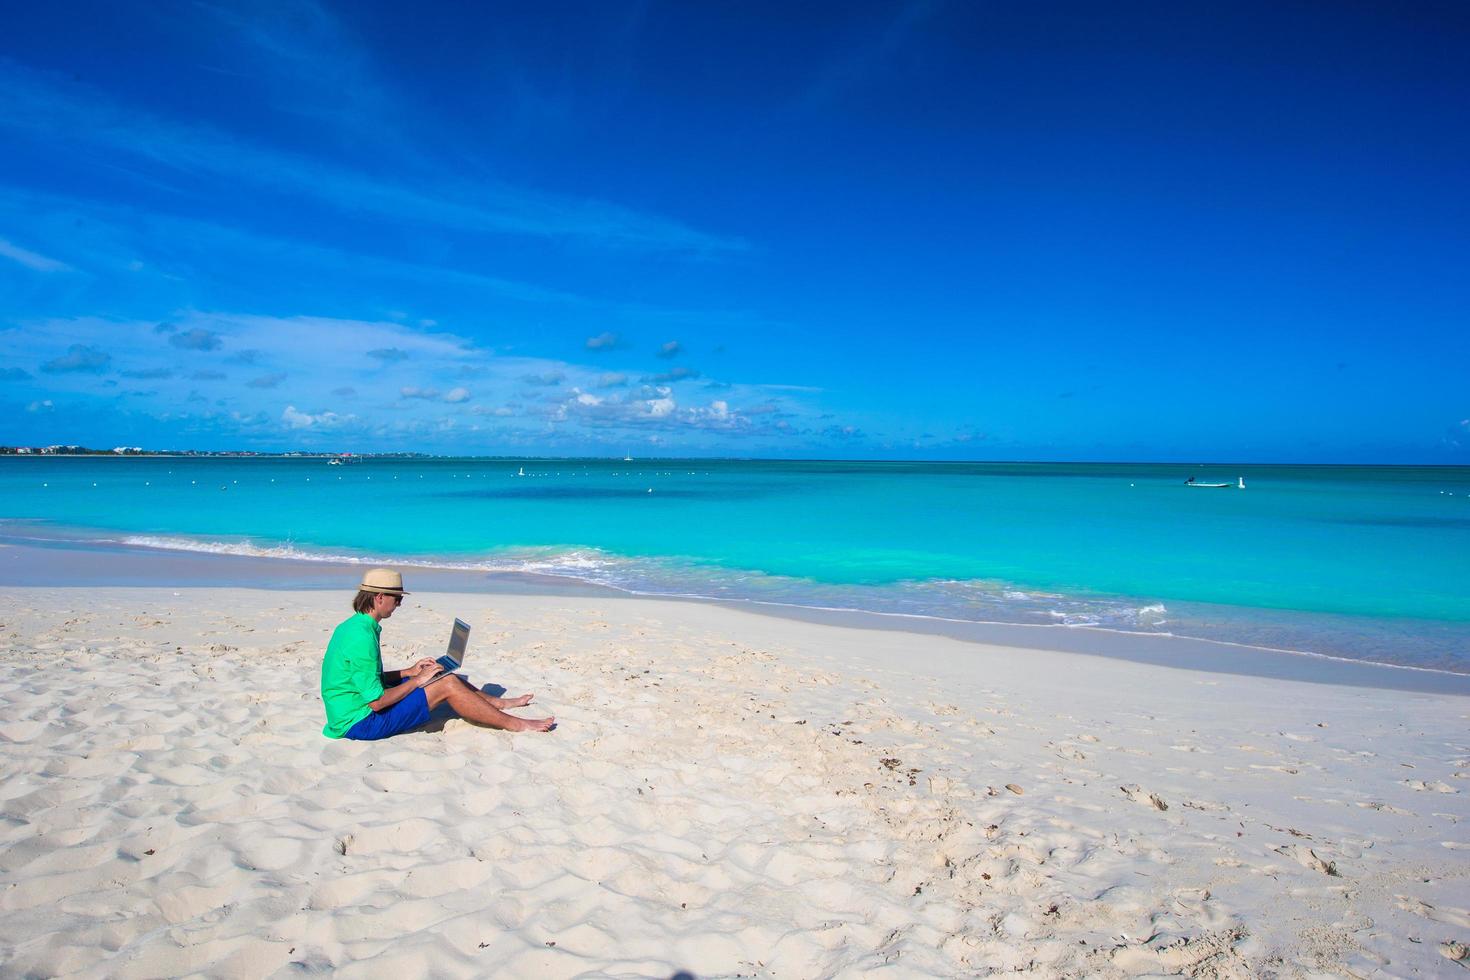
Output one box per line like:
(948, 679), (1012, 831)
(3, 448), (1466, 469)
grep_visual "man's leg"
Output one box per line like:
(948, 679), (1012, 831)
(423, 677), (554, 732)
(453, 675), (535, 710)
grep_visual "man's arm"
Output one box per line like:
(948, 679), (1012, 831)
(382, 658), (440, 686)
(367, 679), (419, 711)
(368, 658), (442, 710)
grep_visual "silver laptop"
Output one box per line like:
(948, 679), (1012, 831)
(425, 618), (470, 683)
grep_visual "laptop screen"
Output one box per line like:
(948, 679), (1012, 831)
(446, 618), (470, 665)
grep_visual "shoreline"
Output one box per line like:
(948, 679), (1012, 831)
(6, 535), (1468, 695)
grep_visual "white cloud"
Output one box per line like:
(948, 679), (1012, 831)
(643, 366), (699, 384)
(0, 237), (71, 272)
(0, 61), (746, 255)
(2, 308), (831, 449)
(169, 328), (223, 351)
(282, 404), (351, 429)
(41, 344), (111, 374)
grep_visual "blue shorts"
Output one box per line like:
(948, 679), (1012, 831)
(344, 684), (430, 741)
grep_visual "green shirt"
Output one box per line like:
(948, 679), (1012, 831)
(320, 613), (386, 738)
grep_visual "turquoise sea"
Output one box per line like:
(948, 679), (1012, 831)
(3, 457), (1468, 673)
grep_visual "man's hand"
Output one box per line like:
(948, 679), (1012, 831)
(404, 657), (439, 678)
(414, 665), (447, 688)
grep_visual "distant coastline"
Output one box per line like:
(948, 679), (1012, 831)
(4, 447), (1468, 467)
(0, 445), (433, 458)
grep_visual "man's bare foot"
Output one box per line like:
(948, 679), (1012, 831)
(511, 715), (555, 732)
(503, 693), (535, 708)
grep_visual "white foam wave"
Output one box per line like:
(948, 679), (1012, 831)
(121, 535), (359, 563)
(116, 534), (626, 579)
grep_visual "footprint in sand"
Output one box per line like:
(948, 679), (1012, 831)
(0, 721), (50, 743)
(1120, 784), (1169, 811)
(1273, 843), (1340, 876)
(1356, 800), (1414, 815)
(1396, 896), (1470, 928)
(1401, 779), (1459, 793)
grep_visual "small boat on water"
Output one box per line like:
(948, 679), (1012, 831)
(1185, 476), (1246, 489)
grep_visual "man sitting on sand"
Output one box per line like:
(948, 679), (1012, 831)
(320, 568), (554, 739)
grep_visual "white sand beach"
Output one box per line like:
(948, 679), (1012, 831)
(1, 584), (1467, 978)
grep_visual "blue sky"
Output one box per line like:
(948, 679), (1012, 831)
(1, 1), (1466, 460)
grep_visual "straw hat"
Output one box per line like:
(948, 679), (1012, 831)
(358, 568), (409, 596)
